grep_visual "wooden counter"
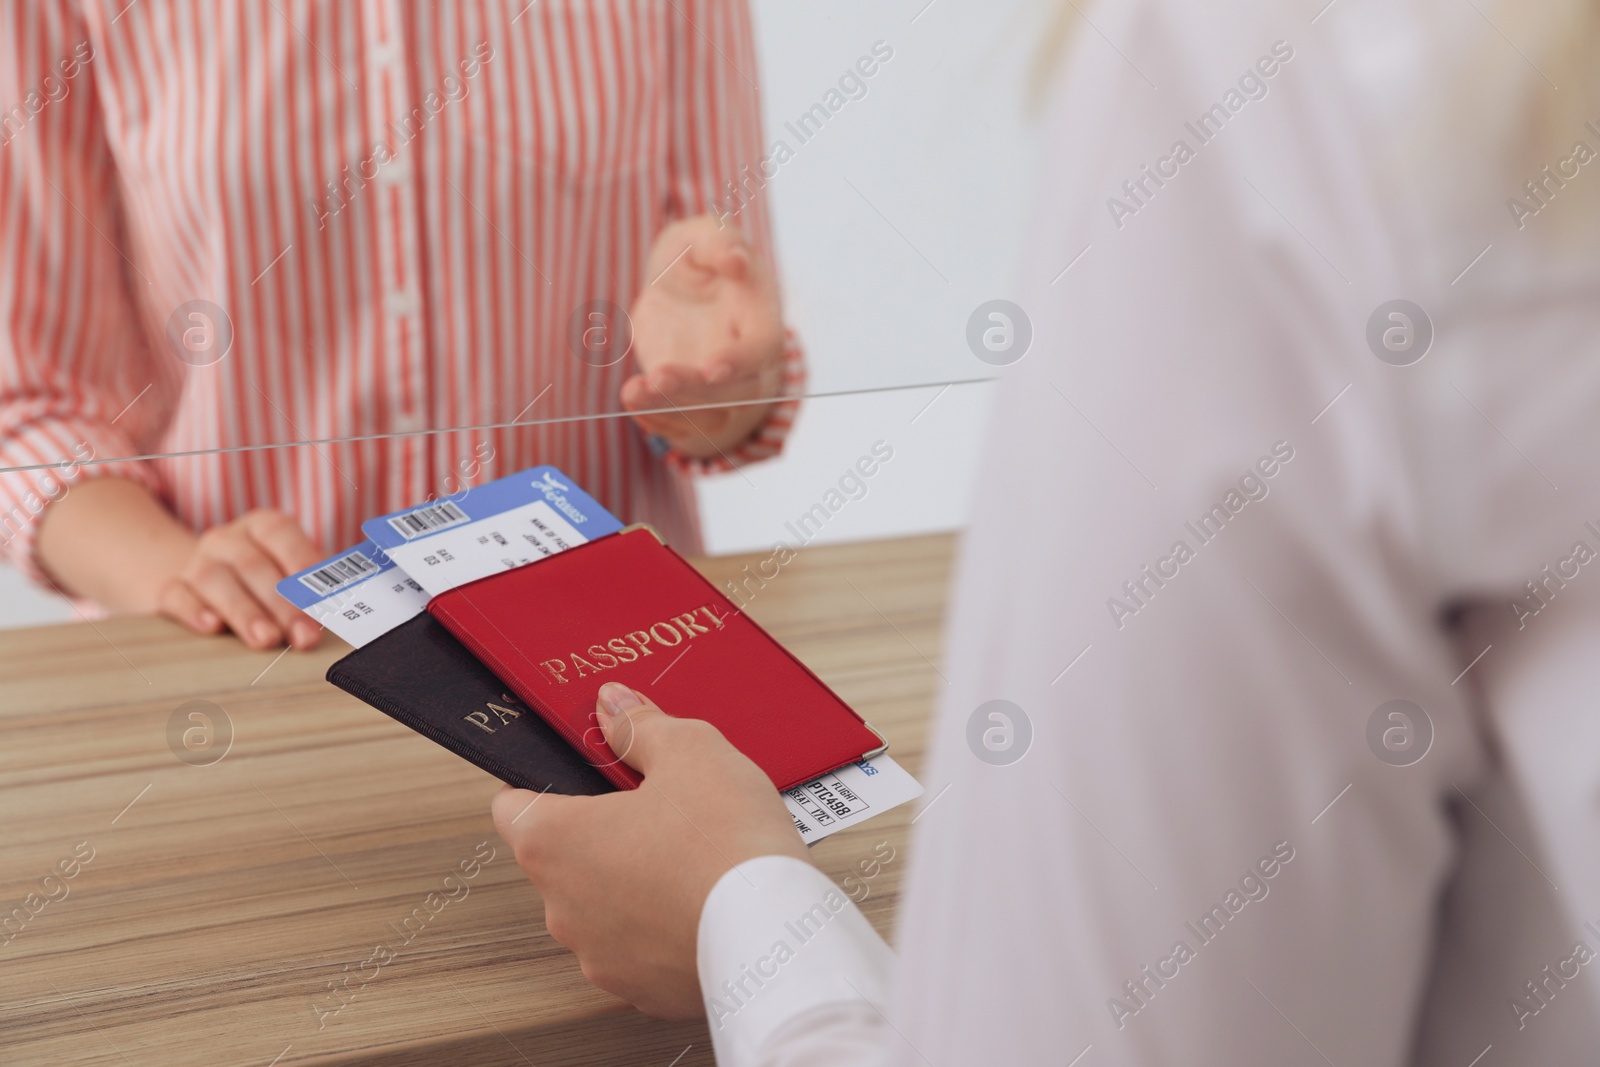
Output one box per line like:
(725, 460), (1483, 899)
(0, 534), (952, 1067)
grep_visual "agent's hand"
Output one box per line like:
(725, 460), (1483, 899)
(491, 682), (808, 1018)
(623, 215), (785, 459)
(156, 508), (324, 650)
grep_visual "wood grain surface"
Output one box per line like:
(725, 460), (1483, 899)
(0, 533), (953, 1067)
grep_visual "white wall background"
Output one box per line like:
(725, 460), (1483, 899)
(0, 0), (1044, 628)
(699, 0), (1043, 552)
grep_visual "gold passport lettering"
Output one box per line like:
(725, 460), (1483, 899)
(463, 692), (526, 734)
(538, 604), (727, 685)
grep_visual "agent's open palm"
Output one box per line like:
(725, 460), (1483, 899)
(622, 216), (785, 459)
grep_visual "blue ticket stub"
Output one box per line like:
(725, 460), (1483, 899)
(275, 540), (429, 648)
(360, 465), (625, 597)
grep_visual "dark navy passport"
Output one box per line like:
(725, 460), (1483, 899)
(325, 613), (614, 796)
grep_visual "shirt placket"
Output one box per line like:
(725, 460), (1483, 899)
(367, 0), (430, 505)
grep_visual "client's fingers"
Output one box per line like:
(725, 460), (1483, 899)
(157, 579), (222, 635)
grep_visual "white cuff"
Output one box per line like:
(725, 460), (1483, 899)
(697, 855), (896, 1067)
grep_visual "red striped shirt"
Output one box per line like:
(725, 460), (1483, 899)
(0, 0), (800, 585)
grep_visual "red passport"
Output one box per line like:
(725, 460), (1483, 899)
(426, 527), (886, 790)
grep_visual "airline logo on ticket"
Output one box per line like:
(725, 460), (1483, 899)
(276, 540), (429, 648)
(361, 465), (624, 597)
(783, 756), (923, 844)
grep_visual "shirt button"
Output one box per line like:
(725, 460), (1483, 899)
(393, 410), (426, 434)
(379, 158), (411, 185)
(371, 42), (398, 67)
(386, 290), (414, 317)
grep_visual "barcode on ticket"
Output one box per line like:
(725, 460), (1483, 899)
(387, 500), (468, 540)
(297, 550), (380, 596)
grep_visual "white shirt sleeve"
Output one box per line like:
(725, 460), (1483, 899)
(697, 855), (897, 1067)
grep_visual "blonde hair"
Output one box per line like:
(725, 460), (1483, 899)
(1472, 1), (1600, 158)
(1025, 1), (1079, 112)
(1030, 1), (1600, 236)
(1411, 0), (1600, 245)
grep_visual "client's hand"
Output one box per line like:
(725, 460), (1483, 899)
(491, 681), (808, 1018)
(158, 509), (325, 650)
(35, 477), (323, 650)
